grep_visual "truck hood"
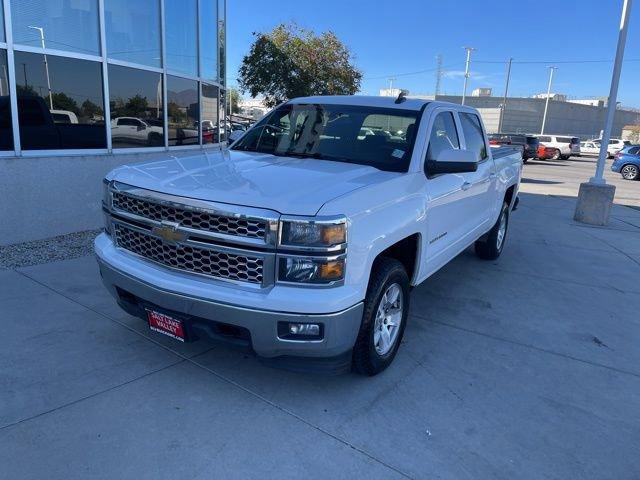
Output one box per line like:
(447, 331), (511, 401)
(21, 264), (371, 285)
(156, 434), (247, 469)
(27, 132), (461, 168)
(107, 149), (395, 216)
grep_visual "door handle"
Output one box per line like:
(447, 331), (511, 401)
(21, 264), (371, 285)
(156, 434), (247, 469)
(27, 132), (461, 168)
(461, 181), (472, 191)
(489, 173), (497, 179)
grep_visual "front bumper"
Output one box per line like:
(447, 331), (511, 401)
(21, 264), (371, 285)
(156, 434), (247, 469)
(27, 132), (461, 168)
(97, 256), (364, 360)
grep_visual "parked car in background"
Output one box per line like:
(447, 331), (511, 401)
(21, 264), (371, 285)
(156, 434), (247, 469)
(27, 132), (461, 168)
(111, 117), (164, 147)
(96, 96), (522, 376)
(536, 135), (580, 159)
(537, 143), (561, 160)
(593, 138), (631, 158)
(611, 144), (640, 180)
(580, 141), (601, 156)
(488, 134), (539, 162)
(50, 109), (79, 125)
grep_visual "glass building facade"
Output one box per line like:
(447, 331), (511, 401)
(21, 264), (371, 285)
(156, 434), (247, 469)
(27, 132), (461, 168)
(0, 0), (226, 155)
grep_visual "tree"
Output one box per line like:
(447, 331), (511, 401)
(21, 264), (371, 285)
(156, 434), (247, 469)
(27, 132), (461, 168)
(238, 23), (362, 107)
(228, 88), (242, 114)
(81, 99), (103, 119)
(51, 92), (79, 115)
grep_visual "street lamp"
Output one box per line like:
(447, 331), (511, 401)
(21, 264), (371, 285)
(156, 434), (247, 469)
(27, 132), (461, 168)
(461, 46), (475, 106)
(574, 0), (633, 226)
(540, 66), (557, 135)
(28, 25), (53, 110)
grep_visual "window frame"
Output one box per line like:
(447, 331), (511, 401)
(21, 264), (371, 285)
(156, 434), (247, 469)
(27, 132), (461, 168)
(423, 108), (462, 178)
(0, 0), (227, 157)
(458, 111), (489, 163)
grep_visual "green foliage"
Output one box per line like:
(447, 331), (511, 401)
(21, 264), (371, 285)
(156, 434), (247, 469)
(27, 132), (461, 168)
(238, 23), (362, 107)
(228, 88), (242, 114)
(51, 92), (79, 115)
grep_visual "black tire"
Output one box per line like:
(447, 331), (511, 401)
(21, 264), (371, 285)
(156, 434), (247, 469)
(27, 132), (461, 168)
(352, 257), (410, 376)
(523, 158), (528, 164)
(475, 202), (510, 260)
(551, 150), (561, 160)
(621, 164), (640, 180)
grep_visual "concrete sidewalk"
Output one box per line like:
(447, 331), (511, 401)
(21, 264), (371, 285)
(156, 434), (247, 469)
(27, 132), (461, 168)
(2, 192), (640, 480)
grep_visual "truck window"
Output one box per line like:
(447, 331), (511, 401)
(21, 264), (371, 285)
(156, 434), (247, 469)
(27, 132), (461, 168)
(459, 113), (487, 161)
(426, 112), (459, 161)
(232, 103), (421, 173)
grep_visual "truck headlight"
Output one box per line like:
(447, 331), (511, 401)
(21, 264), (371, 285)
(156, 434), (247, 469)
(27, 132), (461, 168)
(279, 216), (346, 249)
(278, 255), (346, 285)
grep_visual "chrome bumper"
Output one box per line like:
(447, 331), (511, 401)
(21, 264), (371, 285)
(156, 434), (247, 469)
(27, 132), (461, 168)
(97, 258), (364, 359)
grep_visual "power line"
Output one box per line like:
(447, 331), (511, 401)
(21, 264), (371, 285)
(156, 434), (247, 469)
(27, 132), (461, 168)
(365, 58), (640, 81)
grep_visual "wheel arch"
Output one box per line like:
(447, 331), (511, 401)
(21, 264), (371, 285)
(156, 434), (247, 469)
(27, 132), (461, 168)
(371, 233), (421, 286)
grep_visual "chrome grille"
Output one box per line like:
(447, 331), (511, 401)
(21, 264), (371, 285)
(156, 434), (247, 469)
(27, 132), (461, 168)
(112, 191), (267, 240)
(114, 224), (264, 284)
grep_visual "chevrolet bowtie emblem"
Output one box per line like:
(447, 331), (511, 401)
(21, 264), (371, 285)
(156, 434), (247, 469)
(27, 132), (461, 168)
(152, 222), (186, 244)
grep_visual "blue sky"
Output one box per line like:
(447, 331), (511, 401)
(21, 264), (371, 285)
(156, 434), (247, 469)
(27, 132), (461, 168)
(227, 0), (640, 107)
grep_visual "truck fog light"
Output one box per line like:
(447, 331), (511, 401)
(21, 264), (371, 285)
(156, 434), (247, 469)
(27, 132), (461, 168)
(278, 322), (323, 340)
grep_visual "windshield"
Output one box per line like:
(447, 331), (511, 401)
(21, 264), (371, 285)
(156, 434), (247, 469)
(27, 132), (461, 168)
(231, 103), (421, 172)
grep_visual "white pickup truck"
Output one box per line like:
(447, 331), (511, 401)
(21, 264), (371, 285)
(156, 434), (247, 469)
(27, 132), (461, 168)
(96, 95), (522, 375)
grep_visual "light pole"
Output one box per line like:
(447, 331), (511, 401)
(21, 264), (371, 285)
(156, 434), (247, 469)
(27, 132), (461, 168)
(388, 77), (396, 95)
(574, 0), (633, 226)
(540, 66), (557, 135)
(461, 46), (475, 106)
(498, 58), (513, 133)
(28, 26), (53, 110)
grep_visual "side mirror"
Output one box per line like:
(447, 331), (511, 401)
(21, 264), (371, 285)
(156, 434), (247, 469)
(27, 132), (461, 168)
(426, 148), (478, 175)
(137, 124), (146, 131)
(228, 130), (244, 143)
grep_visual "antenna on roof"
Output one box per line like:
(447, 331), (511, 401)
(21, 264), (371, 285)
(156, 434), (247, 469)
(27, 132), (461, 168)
(395, 89), (409, 104)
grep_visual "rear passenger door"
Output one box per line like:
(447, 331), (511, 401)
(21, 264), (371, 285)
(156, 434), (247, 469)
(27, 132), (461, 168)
(457, 112), (497, 233)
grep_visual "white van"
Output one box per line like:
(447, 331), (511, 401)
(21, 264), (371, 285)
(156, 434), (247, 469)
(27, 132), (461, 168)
(593, 138), (631, 158)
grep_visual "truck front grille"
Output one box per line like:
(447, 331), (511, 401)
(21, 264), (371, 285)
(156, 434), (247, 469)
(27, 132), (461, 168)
(112, 191), (267, 240)
(114, 224), (264, 284)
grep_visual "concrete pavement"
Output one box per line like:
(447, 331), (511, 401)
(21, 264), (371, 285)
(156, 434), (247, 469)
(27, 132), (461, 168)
(2, 190), (640, 479)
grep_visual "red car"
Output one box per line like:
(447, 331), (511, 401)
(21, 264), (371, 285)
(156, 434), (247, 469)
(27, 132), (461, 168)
(537, 143), (561, 160)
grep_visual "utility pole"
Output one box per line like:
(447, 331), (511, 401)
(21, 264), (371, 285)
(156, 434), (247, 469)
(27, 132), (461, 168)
(388, 77), (396, 95)
(461, 46), (475, 105)
(540, 66), (557, 135)
(29, 26), (53, 110)
(575, 0), (633, 226)
(435, 54), (443, 97)
(498, 58), (513, 133)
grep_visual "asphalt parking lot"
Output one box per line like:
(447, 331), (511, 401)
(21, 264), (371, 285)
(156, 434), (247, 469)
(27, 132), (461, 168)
(2, 158), (640, 479)
(521, 152), (640, 207)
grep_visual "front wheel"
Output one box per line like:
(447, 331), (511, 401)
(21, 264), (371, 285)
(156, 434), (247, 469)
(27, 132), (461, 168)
(621, 164), (640, 180)
(551, 150), (561, 160)
(352, 258), (410, 376)
(475, 202), (510, 260)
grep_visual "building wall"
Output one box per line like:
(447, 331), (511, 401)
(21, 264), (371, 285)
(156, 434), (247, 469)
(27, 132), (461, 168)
(0, 0), (228, 245)
(0, 148), (223, 246)
(436, 95), (640, 137)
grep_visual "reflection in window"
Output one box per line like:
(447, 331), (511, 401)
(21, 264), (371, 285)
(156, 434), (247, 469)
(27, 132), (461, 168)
(109, 65), (164, 148)
(10, 0), (100, 56)
(219, 89), (227, 142)
(105, 0), (161, 68)
(14, 51), (106, 150)
(199, 0), (217, 81)
(218, 0), (226, 84)
(165, 0), (197, 76)
(459, 113), (487, 161)
(201, 84), (219, 144)
(1, 2), (5, 43)
(167, 76), (198, 146)
(0, 50), (13, 150)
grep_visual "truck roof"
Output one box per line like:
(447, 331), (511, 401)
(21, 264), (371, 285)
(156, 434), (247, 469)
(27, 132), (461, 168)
(287, 95), (432, 111)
